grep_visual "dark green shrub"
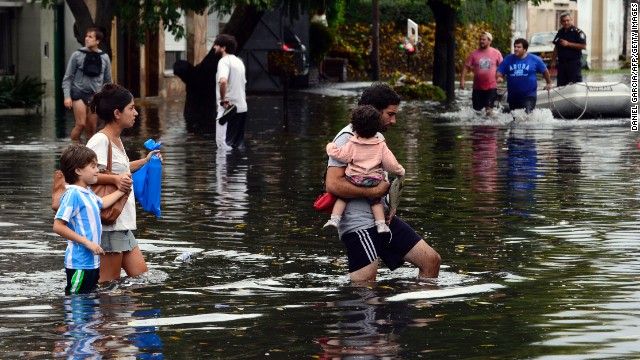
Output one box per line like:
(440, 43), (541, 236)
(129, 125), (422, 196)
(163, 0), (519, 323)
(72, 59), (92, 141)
(392, 75), (446, 101)
(309, 22), (336, 63)
(0, 76), (45, 109)
(332, 0), (514, 78)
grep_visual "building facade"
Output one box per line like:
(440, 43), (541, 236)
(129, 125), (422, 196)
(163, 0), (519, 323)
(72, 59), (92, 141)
(512, 0), (628, 69)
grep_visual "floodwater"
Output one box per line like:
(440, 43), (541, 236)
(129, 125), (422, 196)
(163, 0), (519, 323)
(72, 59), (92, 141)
(1, 74), (638, 359)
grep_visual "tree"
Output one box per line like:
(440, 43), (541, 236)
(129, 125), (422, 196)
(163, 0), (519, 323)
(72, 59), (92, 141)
(371, 0), (380, 80)
(40, 0), (210, 57)
(428, 0), (457, 105)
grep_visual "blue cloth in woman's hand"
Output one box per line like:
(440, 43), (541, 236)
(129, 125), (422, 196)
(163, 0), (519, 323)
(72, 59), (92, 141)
(132, 139), (162, 217)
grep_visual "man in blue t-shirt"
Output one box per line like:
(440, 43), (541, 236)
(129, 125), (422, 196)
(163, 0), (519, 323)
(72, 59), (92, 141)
(496, 38), (552, 113)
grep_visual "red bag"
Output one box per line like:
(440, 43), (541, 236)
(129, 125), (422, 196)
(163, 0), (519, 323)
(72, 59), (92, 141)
(314, 192), (337, 214)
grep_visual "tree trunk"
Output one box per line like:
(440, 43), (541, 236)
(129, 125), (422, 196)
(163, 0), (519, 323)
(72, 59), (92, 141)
(428, 0), (457, 105)
(66, 0), (115, 57)
(173, 3), (264, 132)
(371, 0), (380, 81)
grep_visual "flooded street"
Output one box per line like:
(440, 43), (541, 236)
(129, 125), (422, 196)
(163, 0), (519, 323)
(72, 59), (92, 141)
(1, 76), (639, 359)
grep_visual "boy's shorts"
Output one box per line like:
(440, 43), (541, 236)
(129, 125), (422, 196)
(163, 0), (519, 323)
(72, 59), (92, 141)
(101, 230), (138, 253)
(65, 268), (100, 295)
(340, 217), (422, 273)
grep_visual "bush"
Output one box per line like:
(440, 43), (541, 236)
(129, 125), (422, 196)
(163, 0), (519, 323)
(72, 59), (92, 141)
(330, 21), (495, 81)
(0, 76), (45, 109)
(391, 74), (446, 101)
(329, 0), (513, 80)
(309, 22), (335, 63)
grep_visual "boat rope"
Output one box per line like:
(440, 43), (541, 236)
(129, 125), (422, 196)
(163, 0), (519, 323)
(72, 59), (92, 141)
(547, 81), (626, 120)
(498, 81), (626, 120)
(547, 82), (590, 120)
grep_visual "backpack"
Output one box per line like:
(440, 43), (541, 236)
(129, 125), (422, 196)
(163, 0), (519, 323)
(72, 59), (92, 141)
(79, 49), (103, 77)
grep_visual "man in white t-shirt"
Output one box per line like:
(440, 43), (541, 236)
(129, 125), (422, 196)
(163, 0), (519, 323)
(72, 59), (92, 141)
(214, 34), (248, 150)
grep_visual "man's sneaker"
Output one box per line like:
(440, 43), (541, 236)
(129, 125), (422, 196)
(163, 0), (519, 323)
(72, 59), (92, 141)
(322, 219), (338, 232)
(217, 104), (237, 125)
(386, 175), (404, 217)
(376, 222), (390, 233)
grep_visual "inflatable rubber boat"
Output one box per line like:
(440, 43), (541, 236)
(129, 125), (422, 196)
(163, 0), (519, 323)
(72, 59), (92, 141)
(500, 82), (631, 119)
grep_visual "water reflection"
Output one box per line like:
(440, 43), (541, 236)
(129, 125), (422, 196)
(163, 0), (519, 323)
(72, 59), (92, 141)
(214, 148), (249, 228)
(471, 126), (499, 204)
(504, 128), (538, 218)
(316, 286), (432, 358)
(54, 293), (163, 358)
(54, 296), (102, 357)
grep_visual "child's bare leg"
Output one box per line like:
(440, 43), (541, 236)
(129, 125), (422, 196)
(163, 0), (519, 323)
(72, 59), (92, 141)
(371, 202), (385, 222)
(372, 202), (390, 233)
(331, 198), (346, 218)
(323, 198), (346, 231)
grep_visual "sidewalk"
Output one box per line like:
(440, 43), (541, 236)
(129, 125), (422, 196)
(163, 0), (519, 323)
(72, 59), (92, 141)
(299, 81), (373, 97)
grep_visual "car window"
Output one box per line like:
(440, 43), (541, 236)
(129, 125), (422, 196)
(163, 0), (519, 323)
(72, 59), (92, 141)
(531, 32), (555, 45)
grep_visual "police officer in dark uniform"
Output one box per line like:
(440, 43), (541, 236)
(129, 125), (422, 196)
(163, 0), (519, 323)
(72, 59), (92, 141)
(551, 12), (587, 86)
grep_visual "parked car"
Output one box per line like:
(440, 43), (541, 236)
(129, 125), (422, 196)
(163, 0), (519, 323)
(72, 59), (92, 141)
(528, 31), (556, 63)
(527, 31), (588, 69)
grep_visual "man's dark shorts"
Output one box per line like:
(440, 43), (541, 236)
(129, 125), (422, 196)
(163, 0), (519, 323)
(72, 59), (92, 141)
(70, 88), (93, 105)
(65, 268), (100, 295)
(340, 217), (422, 273)
(472, 89), (498, 111)
(556, 59), (582, 87)
(507, 96), (537, 114)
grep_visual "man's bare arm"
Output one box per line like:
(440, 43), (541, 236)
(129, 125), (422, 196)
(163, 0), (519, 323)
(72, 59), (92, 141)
(325, 166), (388, 199)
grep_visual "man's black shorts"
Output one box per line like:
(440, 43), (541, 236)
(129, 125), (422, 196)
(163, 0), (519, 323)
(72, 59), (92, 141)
(340, 217), (422, 273)
(472, 89), (498, 111)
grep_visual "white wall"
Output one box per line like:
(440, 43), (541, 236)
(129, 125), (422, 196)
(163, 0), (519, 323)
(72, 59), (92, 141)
(577, 0), (593, 67)
(603, 0), (624, 62)
(511, 0), (528, 53)
(578, 0), (625, 67)
(206, 9), (231, 51)
(14, 2), (55, 110)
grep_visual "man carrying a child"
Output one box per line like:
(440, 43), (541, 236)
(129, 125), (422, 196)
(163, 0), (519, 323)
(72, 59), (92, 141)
(325, 83), (441, 282)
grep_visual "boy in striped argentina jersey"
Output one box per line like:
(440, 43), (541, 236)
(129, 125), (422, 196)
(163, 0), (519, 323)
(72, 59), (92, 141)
(53, 144), (127, 294)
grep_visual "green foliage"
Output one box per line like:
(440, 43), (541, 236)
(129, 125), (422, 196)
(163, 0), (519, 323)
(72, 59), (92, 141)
(393, 81), (446, 101)
(457, 0), (513, 54)
(116, 0), (210, 43)
(324, 0), (347, 27)
(309, 22), (335, 63)
(330, 21), (498, 81)
(0, 76), (45, 109)
(344, 0), (435, 24)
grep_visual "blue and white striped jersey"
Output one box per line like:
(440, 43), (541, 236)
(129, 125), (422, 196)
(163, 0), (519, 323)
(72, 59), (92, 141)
(55, 185), (103, 270)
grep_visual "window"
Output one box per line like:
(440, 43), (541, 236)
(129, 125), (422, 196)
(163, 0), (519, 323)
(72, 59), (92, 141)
(165, 51), (185, 72)
(164, 13), (187, 73)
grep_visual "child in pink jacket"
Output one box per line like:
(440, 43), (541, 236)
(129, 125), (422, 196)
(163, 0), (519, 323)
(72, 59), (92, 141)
(325, 105), (405, 233)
